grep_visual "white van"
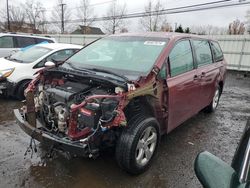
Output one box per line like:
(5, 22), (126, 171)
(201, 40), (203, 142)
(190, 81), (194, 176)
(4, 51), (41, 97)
(0, 33), (56, 58)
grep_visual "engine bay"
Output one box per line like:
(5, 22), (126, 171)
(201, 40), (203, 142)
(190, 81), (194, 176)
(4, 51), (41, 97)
(31, 69), (127, 142)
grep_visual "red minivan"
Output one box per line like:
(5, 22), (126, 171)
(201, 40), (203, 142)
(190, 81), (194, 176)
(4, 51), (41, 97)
(15, 32), (226, 174)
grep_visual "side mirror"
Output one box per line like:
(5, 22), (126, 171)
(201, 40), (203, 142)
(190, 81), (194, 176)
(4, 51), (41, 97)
(45, 61), (55, 67)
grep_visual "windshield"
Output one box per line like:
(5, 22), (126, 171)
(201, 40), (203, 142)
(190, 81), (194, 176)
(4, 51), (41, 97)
(65, 36), (168, 76)
(7, 46), (52, 63)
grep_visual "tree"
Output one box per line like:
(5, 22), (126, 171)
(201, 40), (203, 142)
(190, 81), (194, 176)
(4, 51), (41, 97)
(76, 0), (96, 34)
(245, 9), (250, 34)
(50, 0), (72, 33)
(140, 0), (165, 31)
(185, 27), (191, 33)
(160, 21), (173, 32)
(23, 0), (45, 32)
(228, 19), (245, 35)
(175, 25), (184, 33)
(103, 1), (127, 34)
(0, 5), (26, 32)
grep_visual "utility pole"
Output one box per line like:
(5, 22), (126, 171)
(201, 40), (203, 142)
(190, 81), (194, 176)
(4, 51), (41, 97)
(6, 0), (10, 31)
(60, 2), (66, 34)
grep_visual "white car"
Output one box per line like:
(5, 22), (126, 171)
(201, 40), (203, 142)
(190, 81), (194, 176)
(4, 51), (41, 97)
(0, 43), (82, 99)
(0, 33), (56, 58)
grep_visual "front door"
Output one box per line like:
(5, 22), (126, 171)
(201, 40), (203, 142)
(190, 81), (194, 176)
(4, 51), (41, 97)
(167, 40), (201, 133)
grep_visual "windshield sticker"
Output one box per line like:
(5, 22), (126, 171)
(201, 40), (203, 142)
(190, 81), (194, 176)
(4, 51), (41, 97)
(144, 41), (166, 46)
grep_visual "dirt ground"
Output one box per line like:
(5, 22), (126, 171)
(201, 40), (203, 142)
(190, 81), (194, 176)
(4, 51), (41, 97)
(0, 71), (249, 188)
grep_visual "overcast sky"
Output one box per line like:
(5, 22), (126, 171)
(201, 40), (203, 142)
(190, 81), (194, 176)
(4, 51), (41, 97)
(1, 0), (250, 32)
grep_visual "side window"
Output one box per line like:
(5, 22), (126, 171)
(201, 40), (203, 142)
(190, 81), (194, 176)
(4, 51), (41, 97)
(16, 37), (36, 48)
(36, 38), (53, 44)
(193, 40), (213, 67)
(0, 36), (14, 48)
(158, 63), (167, 79)
(35, 49), (76, 68)
(210, 41), (223, 62)
(46, 49), (76, 62)
(169, 40), (194, 77)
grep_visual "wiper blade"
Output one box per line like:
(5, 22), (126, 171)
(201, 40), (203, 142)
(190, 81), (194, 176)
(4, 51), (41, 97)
(90, 68), (129, 82)
(67, 62), (96, 74)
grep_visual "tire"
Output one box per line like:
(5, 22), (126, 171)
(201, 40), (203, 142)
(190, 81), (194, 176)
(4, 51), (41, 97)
(115, 115), (160, 175)
(205, 86), (221, 113)
(16, 80), (31, 100)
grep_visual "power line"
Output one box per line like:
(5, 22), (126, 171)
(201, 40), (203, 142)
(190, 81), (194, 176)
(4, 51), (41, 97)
(42, 0), (250, 24)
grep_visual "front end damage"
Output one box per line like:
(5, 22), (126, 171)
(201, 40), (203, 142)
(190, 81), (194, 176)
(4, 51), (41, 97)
(14, 65), (167, 158)
(14, 67), (130, 158)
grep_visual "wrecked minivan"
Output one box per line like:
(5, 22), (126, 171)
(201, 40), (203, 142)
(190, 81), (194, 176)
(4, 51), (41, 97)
(14, 33), (226, 174)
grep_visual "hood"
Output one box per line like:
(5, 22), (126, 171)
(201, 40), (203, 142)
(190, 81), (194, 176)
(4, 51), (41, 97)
(0, 57), (26, 70)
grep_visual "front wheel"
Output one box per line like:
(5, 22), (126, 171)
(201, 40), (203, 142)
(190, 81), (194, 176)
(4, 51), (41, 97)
(16, 80), (31, 100)
(115, 115), (160, 175)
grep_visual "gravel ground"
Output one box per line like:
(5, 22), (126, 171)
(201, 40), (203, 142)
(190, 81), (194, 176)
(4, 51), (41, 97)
(0, 71), (249, 188)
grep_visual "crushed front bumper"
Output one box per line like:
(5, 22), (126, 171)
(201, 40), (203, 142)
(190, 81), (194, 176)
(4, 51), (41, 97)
(14, 109), (92, 157)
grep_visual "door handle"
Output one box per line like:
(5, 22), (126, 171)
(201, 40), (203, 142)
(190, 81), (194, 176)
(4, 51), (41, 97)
(201, 72), (206, 77)
(193, 75), (199, 80)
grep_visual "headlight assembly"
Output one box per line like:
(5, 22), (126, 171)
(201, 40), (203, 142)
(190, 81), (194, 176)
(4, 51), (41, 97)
(0, 68), (15, 79)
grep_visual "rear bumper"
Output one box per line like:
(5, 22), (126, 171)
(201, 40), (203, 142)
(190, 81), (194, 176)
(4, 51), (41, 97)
(14, 109), (91, 157)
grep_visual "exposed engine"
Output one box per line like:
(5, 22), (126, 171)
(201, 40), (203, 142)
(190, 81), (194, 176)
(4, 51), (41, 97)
(34, 79), (119, 138)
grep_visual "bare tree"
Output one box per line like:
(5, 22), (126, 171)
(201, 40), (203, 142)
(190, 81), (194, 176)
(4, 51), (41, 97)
(160, 21), (173, 32)
(23, 0), (45, 32)
(228, 19), (245, 35)
(245, 9), (250, 34)
(50, 0), (72, 33)
(191, 25), (227, 35)
(140, 0), (165, 31)
(76, 0), (96, 33)
(0, 5), (26, 32)
(103, 1), (127, 34)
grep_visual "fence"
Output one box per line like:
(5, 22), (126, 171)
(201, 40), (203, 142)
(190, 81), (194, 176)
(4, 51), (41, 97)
(43, 34), (250, 72)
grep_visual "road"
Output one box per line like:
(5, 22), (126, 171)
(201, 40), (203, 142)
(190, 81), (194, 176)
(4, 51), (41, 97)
(0, 71), (249, 188)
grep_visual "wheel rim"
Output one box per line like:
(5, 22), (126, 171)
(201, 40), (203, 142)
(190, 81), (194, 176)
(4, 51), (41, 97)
(212, 88), (220, 109)
(135, 126), (157, 167)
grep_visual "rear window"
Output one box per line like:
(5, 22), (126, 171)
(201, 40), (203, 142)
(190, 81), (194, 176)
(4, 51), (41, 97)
(16, 36), (36, 48)
(211, 41), (223, 62)
(193, 40), (213, 67)
(0, 36), (14, 48)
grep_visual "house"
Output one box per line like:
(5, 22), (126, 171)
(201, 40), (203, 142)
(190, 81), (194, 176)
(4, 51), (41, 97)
(71, 25), (104, 35)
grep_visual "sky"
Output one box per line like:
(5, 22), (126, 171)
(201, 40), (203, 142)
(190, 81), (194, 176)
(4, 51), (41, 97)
(1, 0), (250, 32)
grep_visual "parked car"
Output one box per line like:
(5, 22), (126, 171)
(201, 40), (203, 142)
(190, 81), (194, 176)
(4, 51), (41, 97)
(0, 43), (82, 99)
(195, 119), (250, 188)
(0, 33), (56, 58)
(14, 32), (226, 174)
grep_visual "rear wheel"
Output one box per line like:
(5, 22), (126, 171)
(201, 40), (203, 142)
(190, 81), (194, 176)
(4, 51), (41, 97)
(205, 86), (221, 113)
(115, 115), (160, 175)
(16, 80), (30, 100)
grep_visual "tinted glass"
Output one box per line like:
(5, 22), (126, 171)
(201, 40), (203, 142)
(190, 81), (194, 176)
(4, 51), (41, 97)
(0, 36), (14, 48)
(211, 41), (223, 62)
(36, 38), (53, 44)
(8, 46), (51, 63)
(169, 40), (194, 77)
(16, 37), (36, 48)
(65, 36), (168, 76)
(193, 40), (213, 67)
